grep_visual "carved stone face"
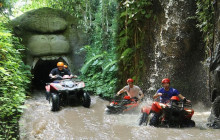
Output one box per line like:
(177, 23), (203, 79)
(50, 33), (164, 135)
(11, 7), (85, 88)
(28, 35), (70, 56)
(12, 8), (76, 68)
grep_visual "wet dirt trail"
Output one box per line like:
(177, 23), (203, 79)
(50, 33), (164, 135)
(19, 90), (220, 140)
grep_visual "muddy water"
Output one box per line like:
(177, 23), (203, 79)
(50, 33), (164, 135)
(19, 90), (220, 140)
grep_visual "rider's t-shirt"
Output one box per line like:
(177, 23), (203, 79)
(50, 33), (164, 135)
(50, 68), (71, 77)
(122, 85), (143, 99)
(156, 87), (180, 103)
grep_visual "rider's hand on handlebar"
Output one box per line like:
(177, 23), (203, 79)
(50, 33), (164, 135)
(158, 93), (163, 96)
(186, 99), (191, 103)
(183, 98), (191, 103)
(51, 75), (57, 79)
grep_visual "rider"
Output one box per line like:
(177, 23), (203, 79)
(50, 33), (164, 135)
(64, 64), (78, 78)
(116, 78), (144, 102)
(49, 62), (73, 79)
(153, 78), (190, 103)
(64, 65), (68, 70)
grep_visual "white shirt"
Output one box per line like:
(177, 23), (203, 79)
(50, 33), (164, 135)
(122, 85), (143, 99)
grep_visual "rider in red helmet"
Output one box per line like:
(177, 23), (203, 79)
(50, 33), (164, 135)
(153, 78), (190, 103)
(116, 78), (144, 102)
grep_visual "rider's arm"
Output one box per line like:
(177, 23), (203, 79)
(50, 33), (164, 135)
(117, 87), (126, 96)
(153, 93), (162, 99)
(49, 69), (56, 79)
(178, 94), (185, 100)
(178, 94), (191, 102)
(65, 69), (77, 78)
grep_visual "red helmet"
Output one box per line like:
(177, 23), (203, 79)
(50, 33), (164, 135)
(162, 78), (170, 84)
(127, 78), (134, 83)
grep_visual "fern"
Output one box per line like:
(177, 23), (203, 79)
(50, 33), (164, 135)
(102, 60), (117, 76)
(81, 54), (104, 74)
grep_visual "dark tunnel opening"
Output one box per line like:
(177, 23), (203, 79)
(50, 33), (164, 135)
(32, 59), (65, 89)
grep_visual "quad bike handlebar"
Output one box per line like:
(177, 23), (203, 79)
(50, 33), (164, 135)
(51, 75), (77, 80)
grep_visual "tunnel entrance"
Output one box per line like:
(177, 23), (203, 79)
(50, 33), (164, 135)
(32, 59), (66, 89)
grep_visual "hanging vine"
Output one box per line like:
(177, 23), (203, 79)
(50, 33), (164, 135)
(117, 0), (154, 84)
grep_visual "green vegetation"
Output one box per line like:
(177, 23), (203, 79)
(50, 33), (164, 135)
(116, 0), (153, 84)
(196, 0), (215, 57)
(13, 0), (119, 98)
(1, 0), (216, 138)
(0, 16), (31, 139)
(79, 0), (118, 98)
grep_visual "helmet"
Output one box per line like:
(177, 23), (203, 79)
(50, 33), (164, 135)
(162, 78), (170, 84)
(57, 62), (64, 67)
(64, 65), (68, 68)
(127, 78), (134, 83)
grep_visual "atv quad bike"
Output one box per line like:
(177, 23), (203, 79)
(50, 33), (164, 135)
(106, 95), (139, 114)
(139, 96), (195, 128)
(45, 75), (91, 111)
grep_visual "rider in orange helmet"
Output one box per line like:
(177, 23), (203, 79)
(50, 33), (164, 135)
(64, 64), (78, 78)
(64, 65), (68, 69)
(116, 78), (144, 102)
(49, 62), (73, 79)
(153, 78), (190, 103)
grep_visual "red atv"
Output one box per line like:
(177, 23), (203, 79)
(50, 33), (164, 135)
(106, 95), (139, 114)
(139, 96), (195, 127)
(45, 75), (91, 111)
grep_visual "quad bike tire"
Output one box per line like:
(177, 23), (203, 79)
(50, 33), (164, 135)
(149, 113), (159, 126)
(213, 96), (220, 118)
(139, 113), (148, 126)
(81, 92), (91, 108)
(51, 93), (60, 111)
(187, 120), (195, 127)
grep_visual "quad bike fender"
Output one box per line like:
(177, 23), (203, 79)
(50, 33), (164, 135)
(141, 106), (151, 114)
(45, 85), (50, 92)
(123, 102), (139, 111)
(151, 102), (163, 113)
(50, 83), (61, 91)
(184, 108), (194, 118)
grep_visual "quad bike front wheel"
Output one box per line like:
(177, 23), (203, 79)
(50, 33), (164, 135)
(149, 113), (159, 126)
(187, 120), (195, 127)
(51, 93), (60, 111)
(139, 112), (148, 126)
(213, 96), (220, 118)
(81, 92), (91, 108)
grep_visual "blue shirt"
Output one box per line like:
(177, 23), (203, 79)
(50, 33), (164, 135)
(157, 87), (180, 103)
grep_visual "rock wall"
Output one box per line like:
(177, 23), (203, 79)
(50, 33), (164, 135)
(210, 1), (220, 101)
(11, 7), (87, 88)
(137, 0), (208, 102)
(11, 7), (86, 73)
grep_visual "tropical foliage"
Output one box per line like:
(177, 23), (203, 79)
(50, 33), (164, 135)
(196, 0), (215, 57)
(116, 0), (153, 84)
(0, 0), (217, 138)
(0, 16), (31, 139)
(79, 0), (118, 98)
